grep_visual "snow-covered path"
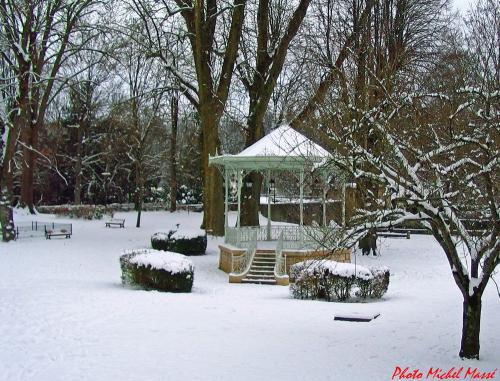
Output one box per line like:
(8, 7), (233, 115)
(0, 211), (498, 381)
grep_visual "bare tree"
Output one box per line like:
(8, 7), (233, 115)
(465, 0), (499, 92)
(114, 35), (167, 227)
(128, 0), (247, 235)
(235, 0), (314, 226)
(0, 0), (102, 219)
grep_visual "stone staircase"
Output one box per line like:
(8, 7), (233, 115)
(241, 250), (276, 285)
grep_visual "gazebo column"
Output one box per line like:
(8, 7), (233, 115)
(266, 170), (271, 240)
(237, 170), (242, 244)
(341, 181), (346, 226)
(237, 170), (242, 227)
(299, 170), (304, 244)
(322, 173), (327, 227)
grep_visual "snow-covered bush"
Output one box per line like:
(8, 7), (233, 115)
(151, 225), (207, 255)
(289, 261), (323, 299)
(120, 249), (194, 292)
(150, 232), (171, 251)
(290, 260), (389, 302)
(177, 184), (202, 205)
(368, 266), (390, 298)
(148, 186), (170, 204)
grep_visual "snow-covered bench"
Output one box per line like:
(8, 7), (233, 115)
(45, 226), (72, 239)
(377, 230), (410, 239)
(105, 218), (125, 228)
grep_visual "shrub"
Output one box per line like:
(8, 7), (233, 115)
(151, 225), (207, 255)
(368, 266), (390, 298)
(177, 184), (202, 205)
(290, 260), (390, 302)
(120, 249), (194, 292)
(37, 204), (106, 219)
(290, 261), (323, 300)
(151, 232), (171, 251)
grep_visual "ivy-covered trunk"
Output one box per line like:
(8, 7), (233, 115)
(20, 121), (39, 214)
(0, 185), (15, 242)
(459, 293), (482, 359)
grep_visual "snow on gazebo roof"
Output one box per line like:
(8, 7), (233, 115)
(209, 125), (330, 171)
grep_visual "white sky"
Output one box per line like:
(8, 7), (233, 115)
(453, 0), (473, 13)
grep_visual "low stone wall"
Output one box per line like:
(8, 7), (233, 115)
(284, 248), (351, 277)
(218, 244), (351, 276)
(218, 245), (245, 273)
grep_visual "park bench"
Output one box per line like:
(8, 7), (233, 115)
(105, 218), (125, 228)
(45, 225), (72, 239)
(377, 229), (410, 239)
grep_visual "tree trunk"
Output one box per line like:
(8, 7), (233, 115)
(169, 94), (179, 212)
(74, 160), (83, 205)
(20, 146), (35, 213)
(240, 101), (265, 227)
(73, 112), (86, 205)
(459, 293), (482, 359)
(0, 184), (15, 242)
(200, 107), (224, 236)
(136, 165), (144, 228)
(20, 120), (39, 213)
(240, 172), (262, 226)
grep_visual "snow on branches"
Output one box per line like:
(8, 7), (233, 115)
(326, 87), (499, 299)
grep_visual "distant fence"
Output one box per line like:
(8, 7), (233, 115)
(15, 221), (72, 239)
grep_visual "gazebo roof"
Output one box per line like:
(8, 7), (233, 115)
(209, 125), (330, 170)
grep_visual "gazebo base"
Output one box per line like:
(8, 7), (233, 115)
(218, 243), (351, 276)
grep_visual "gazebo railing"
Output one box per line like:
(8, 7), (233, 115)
(225, 225), (337, 250)
(229, 230), (257, 276)
(274, 232), (288, 280)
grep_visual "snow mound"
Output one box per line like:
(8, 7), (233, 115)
(300, 260), (373, 280)
(153, 225), (206, 240)
(169, 226), (206, 239)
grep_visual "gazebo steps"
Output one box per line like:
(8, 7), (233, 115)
(245, 273), (275, 279)
(241, 278), (277, 285)
(240, 251), (277, 285)
(254, 249), (275, 254)
(250, 268), (274, 274)
(251, 261), (274, 267)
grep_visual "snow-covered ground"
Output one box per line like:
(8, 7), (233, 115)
(0, 210), (498, 381)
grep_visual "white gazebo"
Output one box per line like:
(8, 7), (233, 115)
(209, 125), (351, 284)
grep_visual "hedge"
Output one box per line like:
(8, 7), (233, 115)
(151, 225), (207, 255)
(120, 249), (194, 292)
(290, 260), (390, 302)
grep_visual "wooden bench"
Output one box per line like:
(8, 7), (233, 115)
(45, 227), (72, 239)
(105, 218), (125, 228)
(377, 230), (410, 239)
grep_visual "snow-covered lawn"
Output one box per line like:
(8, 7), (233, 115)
(0, 211), (498, 381)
